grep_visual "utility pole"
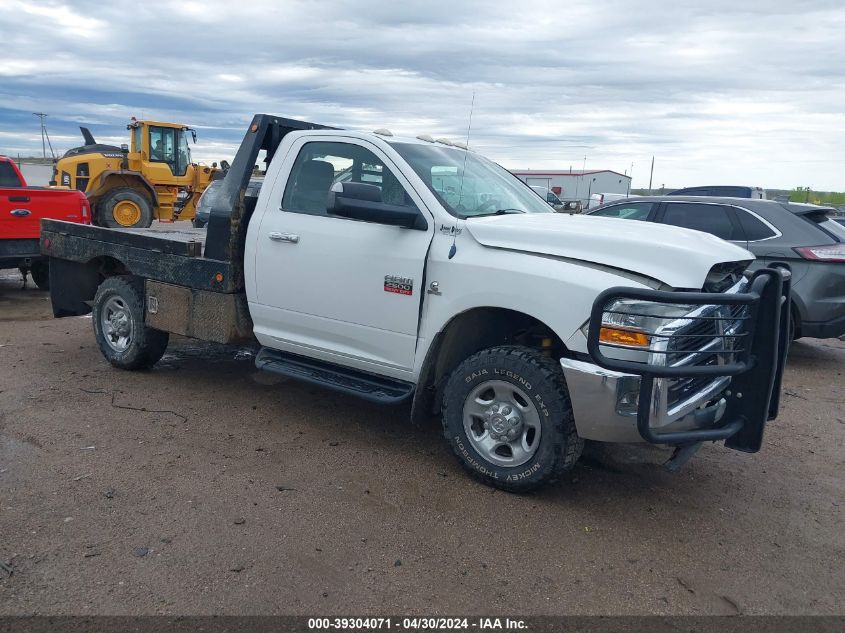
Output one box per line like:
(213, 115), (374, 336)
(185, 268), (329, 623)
(648, 156), (654, 195)
(627, 162), (633, 196)
(574, 155), (587, 202)
(33, 112), (48, 159)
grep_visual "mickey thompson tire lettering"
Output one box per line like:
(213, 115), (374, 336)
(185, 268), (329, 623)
(442, 345), (583, 493)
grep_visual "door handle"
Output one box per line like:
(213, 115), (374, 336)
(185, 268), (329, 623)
(8, 195), (30, 202)
(268, 232), (299, 243)
(10, 209), (31, 217)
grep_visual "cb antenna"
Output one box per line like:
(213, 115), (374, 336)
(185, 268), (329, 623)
(450, 91), (475, 260)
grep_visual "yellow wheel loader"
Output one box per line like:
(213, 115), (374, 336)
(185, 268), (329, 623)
(52, 119), (222, 228)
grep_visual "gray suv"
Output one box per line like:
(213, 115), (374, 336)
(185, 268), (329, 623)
(587, 196), (845, 339)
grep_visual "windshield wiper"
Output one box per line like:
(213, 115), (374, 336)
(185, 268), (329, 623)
(471, 208), (527, 217)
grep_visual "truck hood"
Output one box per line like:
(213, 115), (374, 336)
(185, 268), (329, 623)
(465, 213), (753, 289)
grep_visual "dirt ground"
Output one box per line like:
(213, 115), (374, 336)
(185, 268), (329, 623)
(0, 269), (843, 616)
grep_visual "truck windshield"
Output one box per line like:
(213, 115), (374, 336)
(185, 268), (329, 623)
(389, 142), (552, 218)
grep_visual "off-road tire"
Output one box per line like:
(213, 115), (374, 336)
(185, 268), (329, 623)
(97, 188), (153, 228)
(30, 260), (50, 290)
(442, 345), (583, 493)
(92, 276), (168, 370)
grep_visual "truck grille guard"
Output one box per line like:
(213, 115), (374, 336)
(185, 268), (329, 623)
(586, 267), (791, 451)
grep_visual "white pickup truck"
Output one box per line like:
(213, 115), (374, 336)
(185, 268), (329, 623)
(42, 114), (791, 492)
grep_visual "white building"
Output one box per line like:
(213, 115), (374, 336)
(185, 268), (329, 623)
(511, 169), (632, 207)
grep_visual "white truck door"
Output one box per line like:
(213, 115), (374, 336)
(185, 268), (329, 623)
(250, 138), (433, 379)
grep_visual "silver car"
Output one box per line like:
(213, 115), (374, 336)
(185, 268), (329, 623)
(587, 196), (845, 339)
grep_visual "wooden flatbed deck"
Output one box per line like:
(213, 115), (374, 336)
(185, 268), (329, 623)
(111, 223), (208, 247)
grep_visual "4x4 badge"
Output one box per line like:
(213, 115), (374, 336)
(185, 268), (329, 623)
(384, 275), (413, 296)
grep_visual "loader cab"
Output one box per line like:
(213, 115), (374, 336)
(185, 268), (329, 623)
(128, 120), (195, 180)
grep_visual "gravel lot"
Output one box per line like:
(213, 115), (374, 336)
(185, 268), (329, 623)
(0, 269), (843, 616)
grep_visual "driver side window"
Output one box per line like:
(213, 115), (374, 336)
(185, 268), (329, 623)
(282, 141), (418, 216)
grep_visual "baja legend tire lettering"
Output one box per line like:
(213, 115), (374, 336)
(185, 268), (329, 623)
(465, 369), (489, 383)
(493, 368), (531, 390)
(534, 393), (550, 417)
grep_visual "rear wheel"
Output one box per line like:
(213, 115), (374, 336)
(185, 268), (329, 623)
(92, 276), (168, 369)
(442, 346), (583, 492)
(98, 188), (153, 228)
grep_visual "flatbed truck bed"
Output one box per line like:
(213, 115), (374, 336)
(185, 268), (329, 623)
(40, 218), (254, 343)
(40, 220), (234, 292)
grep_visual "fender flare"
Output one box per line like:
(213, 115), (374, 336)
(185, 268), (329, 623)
(87, 171), (159, 207)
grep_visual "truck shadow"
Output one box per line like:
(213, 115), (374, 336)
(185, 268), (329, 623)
(0, 270), (52, 322)
(145, 335), (792, 521)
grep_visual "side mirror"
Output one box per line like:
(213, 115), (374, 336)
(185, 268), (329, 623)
(327, 182), (427, 230)
(556, 200), (582, 214)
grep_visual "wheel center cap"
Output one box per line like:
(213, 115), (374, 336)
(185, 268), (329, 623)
(484, 404), (523, 441)
(490, 414), (508, 434)
(111, 313), (129, 336)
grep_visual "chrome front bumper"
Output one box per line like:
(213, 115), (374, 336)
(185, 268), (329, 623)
(560, 358), (730, 443)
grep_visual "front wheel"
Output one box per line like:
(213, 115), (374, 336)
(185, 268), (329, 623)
(442, 346), (583, 492)
(92, 276), (169, 370)
(98, 188), (153, 228)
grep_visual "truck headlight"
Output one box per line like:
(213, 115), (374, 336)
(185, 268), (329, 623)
(581, 299), (696, 350)
(606, 299), (696, 349)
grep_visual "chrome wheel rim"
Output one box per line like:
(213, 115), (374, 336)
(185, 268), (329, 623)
(462, 380), (542, 467)
(101, 296), (133, 352)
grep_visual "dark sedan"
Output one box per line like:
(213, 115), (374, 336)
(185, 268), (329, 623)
(586, 196), (845, 339)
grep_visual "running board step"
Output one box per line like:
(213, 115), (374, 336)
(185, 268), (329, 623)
(255, 348), (414, 404)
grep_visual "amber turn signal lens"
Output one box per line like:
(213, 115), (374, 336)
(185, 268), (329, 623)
(599, 326), (650, 348)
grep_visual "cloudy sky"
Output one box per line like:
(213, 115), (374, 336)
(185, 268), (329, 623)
(0, 0), (843, 190)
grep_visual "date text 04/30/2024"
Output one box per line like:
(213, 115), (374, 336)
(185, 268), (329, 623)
(307, 617), (528, 630)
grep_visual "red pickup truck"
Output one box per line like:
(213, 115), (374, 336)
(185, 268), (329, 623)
(1, 156), (90, 289)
